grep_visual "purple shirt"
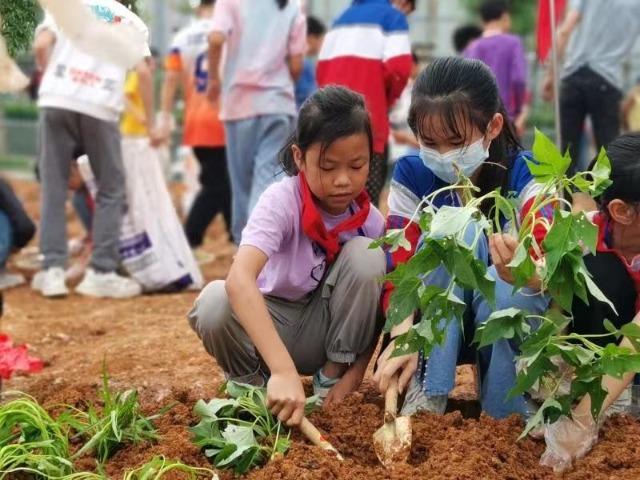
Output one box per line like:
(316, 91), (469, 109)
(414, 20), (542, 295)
(241, 176), (385, 301)
(464, 33), (528, 119)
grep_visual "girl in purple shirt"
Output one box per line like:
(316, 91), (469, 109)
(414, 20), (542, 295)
(188, 86), (385, 426)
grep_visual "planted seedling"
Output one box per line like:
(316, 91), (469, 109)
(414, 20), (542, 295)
(122, 455), (217, 480)
(191, 381), (317, 474)
(61, 367), (172, 464)
(374, 128), (640, 434)
(0, 393), (72, 478)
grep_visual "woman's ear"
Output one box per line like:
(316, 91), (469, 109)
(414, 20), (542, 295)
(292, 144), (304, 172)
(607, 199), (637, 226)
(486, 113), (504, 143)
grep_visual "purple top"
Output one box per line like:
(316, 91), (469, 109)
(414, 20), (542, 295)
(240, 176), (385, 301)
(464, 33), (528, 119)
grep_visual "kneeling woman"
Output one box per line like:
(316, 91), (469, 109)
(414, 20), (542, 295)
(188, 87), (386, 426)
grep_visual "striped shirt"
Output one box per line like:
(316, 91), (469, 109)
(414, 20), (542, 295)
(317, 0), (412, 154)
(383, 151), (547, 310)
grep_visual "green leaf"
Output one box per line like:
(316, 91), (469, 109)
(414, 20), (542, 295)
(384, 248), (441, 330)
(508, 237), (537, 289)
(474, 308), (530, 348)
(570, 377), (608, 421)
(509, 354), (556, 398)
(529, 128), (571, 183)
(600, 344), (640, 379)
(391, 328), (426, 358)
(216, 425), (258, 467)
(369, 229), (412, 252)
(428, 205), (477, 239)
(194, 399), (238, 419)
(542, 210), (598, 279)
(579, 269), (617, 314)
(519, 397), (563, 439)
(589, 148), (613, 197)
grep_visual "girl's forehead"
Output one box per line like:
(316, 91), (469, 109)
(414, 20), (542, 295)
(418, 113), (478, 140)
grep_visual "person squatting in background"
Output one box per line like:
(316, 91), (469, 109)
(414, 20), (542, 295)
(189, 87), (386, 426)
(317, 0), (414, 207)
(207, 0), (306, 243)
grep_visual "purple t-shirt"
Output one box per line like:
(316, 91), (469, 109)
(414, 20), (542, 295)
(464, 33), (528, 119)
(240, 176), (385, 301)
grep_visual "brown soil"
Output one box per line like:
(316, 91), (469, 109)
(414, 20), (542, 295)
(4, 180), (640, 479)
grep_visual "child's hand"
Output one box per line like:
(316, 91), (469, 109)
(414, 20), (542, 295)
(323, 365), (365, 407)
(266, 372), (306, 427)
(489, 233), (542, 290)
(373, 340), (418, 395)
(540, 413), (599, 473)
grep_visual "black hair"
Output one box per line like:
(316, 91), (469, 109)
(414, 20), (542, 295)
(408, 57), (521, 212)
(307, 16), (326, 37)
(276, 0), (289, 9)
(200, 0), (215, 6)
(411, 49), (419, 64)
(601, 133), (640, 207)
(480, 0), (510, 23)
(279, 86), (373, 176)
(452, 24), (483, 53)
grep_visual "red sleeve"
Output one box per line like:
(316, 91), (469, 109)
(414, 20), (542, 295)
(381, 216), (422, 313)
(384, 54), (413, 107)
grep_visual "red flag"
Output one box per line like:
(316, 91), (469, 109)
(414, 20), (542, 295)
(537, 0), (568, 63)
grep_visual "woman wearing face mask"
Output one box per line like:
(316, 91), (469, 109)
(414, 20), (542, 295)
(374, 57), (551, 418)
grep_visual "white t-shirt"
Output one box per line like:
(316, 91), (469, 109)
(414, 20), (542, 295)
(168, 18), (215, 80)
(37, 0), (150, 122)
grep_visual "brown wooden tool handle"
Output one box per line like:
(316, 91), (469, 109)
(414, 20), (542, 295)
(384, 375), (399, 422)
(299, 417), (344, 461)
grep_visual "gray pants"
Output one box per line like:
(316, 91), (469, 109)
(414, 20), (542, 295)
(38, 108), (125, 272)
(188, 237), (386, 384)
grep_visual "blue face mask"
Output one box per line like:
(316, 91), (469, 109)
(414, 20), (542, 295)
(419, 138), (490, 184)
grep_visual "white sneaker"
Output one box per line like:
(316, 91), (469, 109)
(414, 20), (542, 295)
(32, 268), (69, 298)
(0, 272), (25, 290)
(76, 268), (142, 299)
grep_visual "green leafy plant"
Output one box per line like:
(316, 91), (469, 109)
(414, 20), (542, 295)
(191, 382), (316, 474)
(122, 456), (216, 480)
(61, 369), (171, 464)
(374, 128), (640, 435)
(0, 0), (39, 57)
(0, 394), (72, 478)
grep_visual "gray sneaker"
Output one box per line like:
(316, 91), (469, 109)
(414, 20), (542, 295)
(312, 370), (340, 405)
(400, 374), (447, 416)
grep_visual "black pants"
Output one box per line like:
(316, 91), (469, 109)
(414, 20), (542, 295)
(366, 148), (388, 207)
(185, 146), (232, 247)
(560, 66), (622, 172)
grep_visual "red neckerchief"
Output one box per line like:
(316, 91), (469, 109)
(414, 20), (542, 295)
(593, 213), (640, 312)
(299, 172), (371, 264)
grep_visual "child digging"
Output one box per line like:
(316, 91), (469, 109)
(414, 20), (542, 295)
(188, 86), (386, 425)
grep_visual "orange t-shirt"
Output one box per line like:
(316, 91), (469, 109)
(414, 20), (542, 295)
(165, 18), (225, 148)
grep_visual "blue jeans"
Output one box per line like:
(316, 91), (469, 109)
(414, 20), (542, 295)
(0, 211), (13, 269)
(418, 222), (550, 418)
(224, 115), (295, 242)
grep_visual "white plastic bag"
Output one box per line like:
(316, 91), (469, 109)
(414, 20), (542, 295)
(78, 140), (203, 292)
